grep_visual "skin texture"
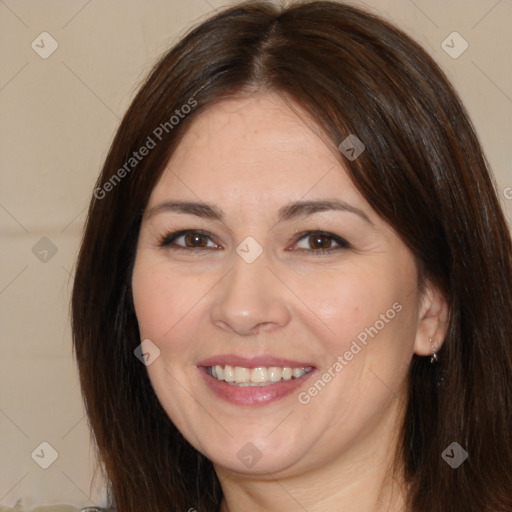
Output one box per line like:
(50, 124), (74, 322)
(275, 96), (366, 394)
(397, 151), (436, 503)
(131, 93), (449, 512)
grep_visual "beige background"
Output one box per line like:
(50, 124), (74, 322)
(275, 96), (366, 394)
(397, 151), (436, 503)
(0, 0), (510, 508)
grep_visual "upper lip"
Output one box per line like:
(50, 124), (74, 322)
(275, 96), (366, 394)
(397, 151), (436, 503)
(197, 354), (315, 369)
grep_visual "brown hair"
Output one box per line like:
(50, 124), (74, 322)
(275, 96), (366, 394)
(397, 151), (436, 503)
(72, 1), (512, 511)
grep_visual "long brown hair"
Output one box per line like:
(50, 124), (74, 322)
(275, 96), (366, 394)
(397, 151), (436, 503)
(72, 2), (512, 511)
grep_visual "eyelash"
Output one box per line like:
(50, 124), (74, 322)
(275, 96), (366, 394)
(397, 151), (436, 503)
(157, 229), (350, 255)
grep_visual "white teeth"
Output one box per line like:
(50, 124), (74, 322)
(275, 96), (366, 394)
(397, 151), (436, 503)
(224, 365), (235, 382)
(268, 367), (282, 382)
(251, 367), (268, 383)
(234, 366), (251, 383)
(282, 367), (293, 380)
(208, 365), (312, 385)
(215, 365), (224, 380)
(292, 367), (304, 378)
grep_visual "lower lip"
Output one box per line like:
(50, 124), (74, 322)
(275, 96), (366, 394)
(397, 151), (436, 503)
(199, 367), (316, 406)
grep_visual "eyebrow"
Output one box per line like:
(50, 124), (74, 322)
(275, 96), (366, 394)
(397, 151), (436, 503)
(277, 199), (372, 225)
(144, 199), (373, 225)
(145, 201), (224, 221)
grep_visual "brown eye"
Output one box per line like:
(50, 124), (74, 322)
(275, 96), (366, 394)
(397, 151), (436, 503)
(293, 230), (349, 253)
(308, 233), (333, 250)
(159, 230), (219, 250)
(184, 232), (209, 247)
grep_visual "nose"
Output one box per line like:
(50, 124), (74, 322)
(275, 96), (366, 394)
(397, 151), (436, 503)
(210, 252), (292, 336)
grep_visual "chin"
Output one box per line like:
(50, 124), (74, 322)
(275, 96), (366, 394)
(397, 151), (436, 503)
(197, 427), (312, 476)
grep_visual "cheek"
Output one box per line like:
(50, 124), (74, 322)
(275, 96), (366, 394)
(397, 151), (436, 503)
(131, 256), (203, 340)
(295, 265), (399, 341)
(298, 258), (419, 372)
(131, 258), (205, 431)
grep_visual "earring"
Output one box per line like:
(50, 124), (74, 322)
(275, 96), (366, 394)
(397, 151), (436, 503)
(429, 338), (439, 363)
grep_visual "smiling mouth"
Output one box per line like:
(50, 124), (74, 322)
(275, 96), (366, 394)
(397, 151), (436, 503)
(206, 365), (314, 386)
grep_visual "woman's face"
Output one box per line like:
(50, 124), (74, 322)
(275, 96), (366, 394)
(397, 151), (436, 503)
(132, 93), (438, 477)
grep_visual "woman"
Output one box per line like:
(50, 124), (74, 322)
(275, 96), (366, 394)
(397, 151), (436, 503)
(72, 1), (512, 511)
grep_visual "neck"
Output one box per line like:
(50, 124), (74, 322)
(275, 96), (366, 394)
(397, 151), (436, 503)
(216, 398), (408, 512)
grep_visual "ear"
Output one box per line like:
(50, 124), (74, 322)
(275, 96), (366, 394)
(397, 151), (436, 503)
(414, 280), (450, 356)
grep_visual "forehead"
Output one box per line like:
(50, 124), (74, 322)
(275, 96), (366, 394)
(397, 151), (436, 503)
(148, 93), (364, 211)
